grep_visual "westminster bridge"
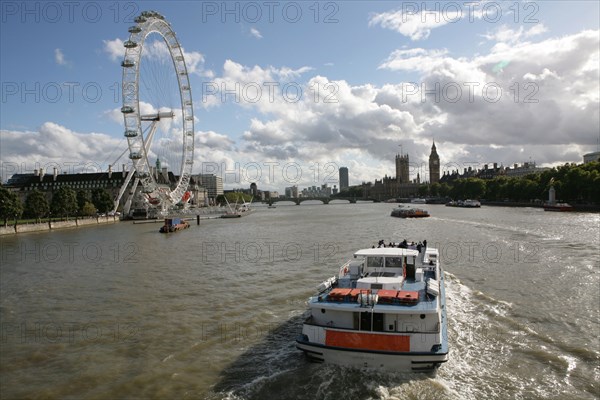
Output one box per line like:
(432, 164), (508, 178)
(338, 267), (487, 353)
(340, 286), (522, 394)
(262, 197), (382, 205)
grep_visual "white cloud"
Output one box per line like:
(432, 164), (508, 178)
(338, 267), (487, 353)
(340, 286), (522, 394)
(196, 130), (235, 151)
(103, 37), (212, 77)
(201, 60), (314, 113)
(103, 38), (124, 61)
(250, 27), (263, 39)
(0, 122), (125, 179)
(200, 29), (598, 184)
(369, 8), (461, 40)
(376, 29), (599, 157)
(482, 24), (548, 44)
(54, 48), (68, 66)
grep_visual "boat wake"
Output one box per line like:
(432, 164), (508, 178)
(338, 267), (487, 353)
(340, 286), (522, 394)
(207, 272), (597, 400)
(437, 273), (599, 400)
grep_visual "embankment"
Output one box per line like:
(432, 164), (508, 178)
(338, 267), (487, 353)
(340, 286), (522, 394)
(0, 216), (120, 236)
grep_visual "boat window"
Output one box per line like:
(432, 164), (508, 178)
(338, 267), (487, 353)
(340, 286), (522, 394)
(367, 257), (383, 269)
(386, 257), (403, 268)
(373, 313), (384, 332)
(360, 312), (372, 331)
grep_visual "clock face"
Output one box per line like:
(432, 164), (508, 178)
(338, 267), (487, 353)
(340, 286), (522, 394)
(432, 160), (439, 165)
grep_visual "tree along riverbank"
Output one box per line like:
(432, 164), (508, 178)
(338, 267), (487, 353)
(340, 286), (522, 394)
(0, 215), (120, 236)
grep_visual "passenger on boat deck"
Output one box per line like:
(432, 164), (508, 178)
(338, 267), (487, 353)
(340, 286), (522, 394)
(417, 242), (422, 252)
(423, 239), (427, 248)
(378, 239), (385, 248)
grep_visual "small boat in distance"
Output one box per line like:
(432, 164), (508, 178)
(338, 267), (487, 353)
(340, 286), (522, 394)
(391, 207), (430, 218)
(446, 199), (481, 208)
(543, 183), (574, 211)
(410, 198), (427, 204)
(543, 202), (574, 212)
(159, 217), (190, 233)
(221, 197), (254, 218)
(296, 244), (448, 371)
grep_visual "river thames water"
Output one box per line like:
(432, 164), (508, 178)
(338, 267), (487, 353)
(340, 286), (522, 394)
(0, 203), (598, 399)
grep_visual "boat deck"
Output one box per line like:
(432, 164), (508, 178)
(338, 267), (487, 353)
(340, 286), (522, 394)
(313, 285), (439, 313)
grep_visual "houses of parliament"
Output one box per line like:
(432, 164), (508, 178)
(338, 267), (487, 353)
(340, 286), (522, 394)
(362, 141), (440, 199)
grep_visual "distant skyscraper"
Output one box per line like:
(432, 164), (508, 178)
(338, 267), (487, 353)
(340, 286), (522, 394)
(396, 153), (409, 183)
(339, 167), (349, 191)
(429, 141), (440, 184)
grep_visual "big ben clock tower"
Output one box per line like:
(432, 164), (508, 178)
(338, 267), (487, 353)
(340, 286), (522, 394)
(429, 141), (440, 184)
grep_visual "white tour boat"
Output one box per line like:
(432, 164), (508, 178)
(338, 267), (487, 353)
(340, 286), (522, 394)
(296, 245), (448, 371)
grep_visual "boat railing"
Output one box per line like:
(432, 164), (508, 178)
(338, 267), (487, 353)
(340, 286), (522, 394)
(303, 319), (441, 334)
(338, 260), (352, 278)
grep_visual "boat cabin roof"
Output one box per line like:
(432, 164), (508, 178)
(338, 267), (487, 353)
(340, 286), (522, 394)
(354, 248), (419, 258)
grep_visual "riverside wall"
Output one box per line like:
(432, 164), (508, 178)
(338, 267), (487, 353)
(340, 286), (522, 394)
(0, 216), (120, 236)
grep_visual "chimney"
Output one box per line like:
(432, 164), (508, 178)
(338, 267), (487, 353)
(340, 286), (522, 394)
(53, 167), (58, 181)
(493, 162), (498, 169)
(34, 169), (39, 176)
(108, 165), (113, 179)
(514, 163), (518, 169)
(39, 168), (44, 181)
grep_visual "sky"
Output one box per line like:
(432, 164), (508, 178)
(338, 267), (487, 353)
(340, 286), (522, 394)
(1, 1), (599, 192)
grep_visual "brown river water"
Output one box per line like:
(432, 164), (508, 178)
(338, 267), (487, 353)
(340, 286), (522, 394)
(1, 203), (598, 399)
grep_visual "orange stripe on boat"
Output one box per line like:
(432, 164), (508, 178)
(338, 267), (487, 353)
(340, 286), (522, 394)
(325, 330), (410, 352)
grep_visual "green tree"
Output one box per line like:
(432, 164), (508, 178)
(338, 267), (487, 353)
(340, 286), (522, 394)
(77, 190), (91, 214)
(81, 201), (97, 217)
(0, 187), (23, 226)
(449, 178), (486, 200)
(91, 189), (114, 213)
(438, 183), (451, 197)
(51, 186), (78, 219)
(24, 189), (49, 223)
(484, 176), (506, 200)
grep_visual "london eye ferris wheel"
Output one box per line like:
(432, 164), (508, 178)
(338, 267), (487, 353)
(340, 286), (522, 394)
(119, 10), (194, 213)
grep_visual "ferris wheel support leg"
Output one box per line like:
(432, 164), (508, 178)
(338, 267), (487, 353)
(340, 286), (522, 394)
(139, 121), (160, 185)
(144, 121), (158, 155)
(113, 166), (138, 213)
(123, 177), (140, 216)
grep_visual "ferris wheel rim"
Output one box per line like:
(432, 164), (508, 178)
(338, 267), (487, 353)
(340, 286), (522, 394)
(121, 10), (194, 208)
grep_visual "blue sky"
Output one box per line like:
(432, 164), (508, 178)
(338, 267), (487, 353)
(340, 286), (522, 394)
(1, 1), (599, 191)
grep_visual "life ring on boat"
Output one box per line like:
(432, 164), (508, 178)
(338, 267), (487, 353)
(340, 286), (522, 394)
(343, 266), (349, 275)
